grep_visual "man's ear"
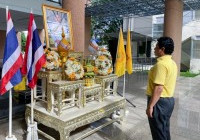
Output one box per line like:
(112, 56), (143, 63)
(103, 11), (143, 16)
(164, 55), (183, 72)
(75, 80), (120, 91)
(161, 47), (165, 52)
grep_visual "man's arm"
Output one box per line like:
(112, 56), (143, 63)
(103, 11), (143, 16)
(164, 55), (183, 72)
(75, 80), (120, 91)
(146, 84), (163, 118)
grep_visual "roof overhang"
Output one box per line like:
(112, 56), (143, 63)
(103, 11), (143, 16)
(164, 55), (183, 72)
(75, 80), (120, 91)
(86, 0), (200, 20)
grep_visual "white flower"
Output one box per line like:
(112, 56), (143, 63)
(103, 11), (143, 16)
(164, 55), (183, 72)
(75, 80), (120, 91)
(45, 50), (60, 70)
(95, 50), (113, 76)
(65, 58), (84, 80)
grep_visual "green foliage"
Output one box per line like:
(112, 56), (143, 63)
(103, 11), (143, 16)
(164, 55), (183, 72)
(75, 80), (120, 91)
(180, 71), (200, 77)
(21, 32), (26, 52)
(91, 18), (122, 45)
(90, 0), (123, 45)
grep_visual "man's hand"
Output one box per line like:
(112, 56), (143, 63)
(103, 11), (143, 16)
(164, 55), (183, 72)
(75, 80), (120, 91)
(146, 107), (153, 118)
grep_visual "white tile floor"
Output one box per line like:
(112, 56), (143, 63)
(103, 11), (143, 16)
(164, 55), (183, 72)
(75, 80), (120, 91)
(0, 73), (200, 140)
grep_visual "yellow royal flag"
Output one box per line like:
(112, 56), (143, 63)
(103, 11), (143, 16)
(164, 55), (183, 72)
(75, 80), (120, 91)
(14, 77), (26, 91)
(114, 27), (126, 77)
(126, 28), (133, 74)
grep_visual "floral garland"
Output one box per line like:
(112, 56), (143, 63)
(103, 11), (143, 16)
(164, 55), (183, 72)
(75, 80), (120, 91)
(43, 49), (61, 70)
(65, 57), (84, 80)
(94, 49), (113, 76)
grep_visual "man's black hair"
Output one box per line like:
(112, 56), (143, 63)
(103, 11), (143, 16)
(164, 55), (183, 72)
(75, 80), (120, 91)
(157, 37), (174, 55)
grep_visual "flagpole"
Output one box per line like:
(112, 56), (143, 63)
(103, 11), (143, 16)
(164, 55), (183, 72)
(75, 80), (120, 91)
(9, 89), (12, 137)
(5, 5), (17, 140)
(123, 74), (125, 97)
(6, 89), (17, 140)
(31, 89), (33, 140)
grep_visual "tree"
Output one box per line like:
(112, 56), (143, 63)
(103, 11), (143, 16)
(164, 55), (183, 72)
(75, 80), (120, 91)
(21, 32), (26, 52)
(91, 18), (122, 45)
(90, 0), (123, 45)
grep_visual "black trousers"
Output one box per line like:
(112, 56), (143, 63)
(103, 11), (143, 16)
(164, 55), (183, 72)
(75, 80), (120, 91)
(147, 96), (175, 140)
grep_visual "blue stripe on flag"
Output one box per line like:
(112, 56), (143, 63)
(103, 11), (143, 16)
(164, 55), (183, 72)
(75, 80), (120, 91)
(10, 69), (22, 86)
(32, 29), (42, 52)
(27, 29), (41, 83)
(28, 63), (33, 83)
(3, 28), (18, 64)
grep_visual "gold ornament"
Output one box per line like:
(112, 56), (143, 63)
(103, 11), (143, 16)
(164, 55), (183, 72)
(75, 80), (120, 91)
(57, 27), (71, 68)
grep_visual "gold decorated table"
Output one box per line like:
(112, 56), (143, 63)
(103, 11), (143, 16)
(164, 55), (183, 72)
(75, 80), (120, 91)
(37, 71), (62, 112)
(95, 74), (118, 100)
(49, 80), (84, 116)
(83, 84), (102, 106)
(25, 96), (126, 140)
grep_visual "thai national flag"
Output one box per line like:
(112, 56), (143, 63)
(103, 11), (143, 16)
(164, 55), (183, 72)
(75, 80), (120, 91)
(21, 13), (46, 89)
(0, 10), (23, 95)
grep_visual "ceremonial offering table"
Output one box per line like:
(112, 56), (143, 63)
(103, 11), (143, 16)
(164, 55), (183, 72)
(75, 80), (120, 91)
(37, 71), (62, 112)
(25, 96), (126, 140)
(49, 80), (84, 116)
(83, 84), (102, 106)
(95, 74), (118, 100)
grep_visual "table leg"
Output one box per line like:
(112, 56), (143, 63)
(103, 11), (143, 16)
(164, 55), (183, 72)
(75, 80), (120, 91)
(47, 79), (52, 113)
(113, 79), (118, 96)
(102, 81), (105, 100)
(42, 78), (46, 100)
(57, 91), (62, 116)
(78, 88), (82, 108)
(59, 129), (70, 140)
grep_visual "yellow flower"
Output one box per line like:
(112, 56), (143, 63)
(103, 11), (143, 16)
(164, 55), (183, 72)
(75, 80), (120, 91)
(54, 61), (57, 67)
(108, 68), (113, 74)
(43, 62), (47, 68)
(98, 55), (105, 60)
(100, 48), (106, 52)
(94, 67), (98, 73)
(69, 72), (75, 79)
(69, 57), (75, 61)
(44, 48), (48, 54)
(59, 59), (62, 66)
(74, 61), (78, 64)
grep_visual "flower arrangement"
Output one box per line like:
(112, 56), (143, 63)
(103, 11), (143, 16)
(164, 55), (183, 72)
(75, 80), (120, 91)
(43, 48), (61, 70)
(94, 49), (113, 76)
(65, 57), (84, 80)
(84, 59), (95, 86)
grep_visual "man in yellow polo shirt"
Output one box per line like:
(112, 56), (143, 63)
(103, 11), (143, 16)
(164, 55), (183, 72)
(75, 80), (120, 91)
(146, 37), (177, 140)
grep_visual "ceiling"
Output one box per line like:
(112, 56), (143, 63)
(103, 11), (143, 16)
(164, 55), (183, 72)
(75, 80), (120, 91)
(86, 0), (200, 20)
(0, 0), (61, 31)
(0, 8), (44, 31)
(1, 0), (200, 31)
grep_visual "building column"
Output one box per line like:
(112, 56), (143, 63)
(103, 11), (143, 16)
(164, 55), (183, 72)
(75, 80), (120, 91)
(62, 0), (86, 52)
(163, 0), (183, 72)
(0, 30), (6, 59)
(85, 17), (91, 56)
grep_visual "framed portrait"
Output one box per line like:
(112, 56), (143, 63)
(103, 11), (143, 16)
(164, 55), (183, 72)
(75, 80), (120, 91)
(42, 5), (74, 50)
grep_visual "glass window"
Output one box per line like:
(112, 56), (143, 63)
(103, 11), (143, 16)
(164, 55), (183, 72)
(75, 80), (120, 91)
(193, 40), (200, 59)
(156, 17), (164, 24)
(153, 24), (163, 31)
(48, 0), (61, 3)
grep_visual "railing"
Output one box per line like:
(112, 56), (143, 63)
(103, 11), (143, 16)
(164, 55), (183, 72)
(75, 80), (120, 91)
(132, 57), (156, 72)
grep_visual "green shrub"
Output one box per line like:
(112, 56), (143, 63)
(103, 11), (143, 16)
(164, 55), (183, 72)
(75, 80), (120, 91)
(180, 71), (200, 77)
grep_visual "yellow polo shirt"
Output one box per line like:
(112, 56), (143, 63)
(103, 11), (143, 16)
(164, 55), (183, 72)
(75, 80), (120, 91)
(146, 55), (177, 97)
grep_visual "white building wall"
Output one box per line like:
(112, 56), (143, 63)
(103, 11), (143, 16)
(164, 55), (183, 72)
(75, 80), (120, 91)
(123, 16), (152, 37)
(190, 59), (200, 73)
(182, 20), (200, 41)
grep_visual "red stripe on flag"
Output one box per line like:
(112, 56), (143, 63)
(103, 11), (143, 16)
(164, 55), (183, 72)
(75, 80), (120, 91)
(28, 55), (46, 88)
(21, 14), (34, 75)
(0, 56), (23, 95)
(0, 87), (6, 95)
(7, 11), (11, 21)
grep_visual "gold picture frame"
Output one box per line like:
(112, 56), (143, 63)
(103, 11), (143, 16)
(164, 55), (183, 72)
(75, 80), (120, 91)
(42, 4), (74, 50)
